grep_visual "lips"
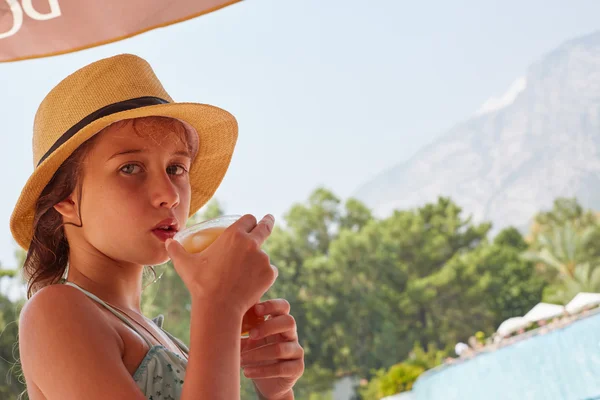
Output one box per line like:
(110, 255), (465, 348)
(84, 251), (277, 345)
(151, 218), (180, 242)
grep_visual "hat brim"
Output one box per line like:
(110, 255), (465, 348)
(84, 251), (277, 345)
(10, 102), (238, 250)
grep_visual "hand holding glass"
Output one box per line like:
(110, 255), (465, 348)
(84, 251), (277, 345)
(173, 215), (269, 338)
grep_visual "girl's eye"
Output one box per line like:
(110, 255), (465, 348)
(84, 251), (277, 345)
(167, 165), (188, 176)
(120, 164), (142, 175)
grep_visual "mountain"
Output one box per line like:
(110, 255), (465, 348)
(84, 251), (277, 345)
(354, 31), (600, 231)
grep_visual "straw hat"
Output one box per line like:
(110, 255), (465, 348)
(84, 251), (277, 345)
(10, 54), (238, 250)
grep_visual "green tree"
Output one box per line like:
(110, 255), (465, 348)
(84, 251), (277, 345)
(359, 362), (425, 400)
(405, 227), (545, 346)
(406, 342), (449, 371)
(482, 228), (546, 324)
(524, 198), (600, 303)
(529, 198), (599, 236)
(0, 248), (27, 399)
(541, 262), (600, 304)
(276, 196), (490, 380)
(262, 188), (375, 395)
(200, 199), (225, 221)
(524, 223), (597, 281)
(357, 226), (543, 399)
(527, 198), (600, 262)
(0, 292), (25, 400)
(359, 342), (449, 400)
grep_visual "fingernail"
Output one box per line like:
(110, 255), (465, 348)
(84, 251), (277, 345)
(165, 239), (173, 249)
(250, 328), (259, 339)
(254, 304), (264, 315)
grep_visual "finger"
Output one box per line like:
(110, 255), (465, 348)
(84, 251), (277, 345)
(254, 299), (291, 317)
(271, 264), (279, 281)
(249, 314), (297, 341)
(241, 341), (304, 366)
(165, 238), (190, 268)
(243, 329), (279, 352)
(241, 337), (251, 351)
(243, 359), (305, 379)
(232, 214), (258, 233)
(241, 336), (269, 352)
(248, 214), (275, 246)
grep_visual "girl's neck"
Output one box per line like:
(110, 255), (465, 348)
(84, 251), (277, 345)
(65, 254), (145, 313)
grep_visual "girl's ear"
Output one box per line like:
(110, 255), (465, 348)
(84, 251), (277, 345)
(53, 193), (80, 223)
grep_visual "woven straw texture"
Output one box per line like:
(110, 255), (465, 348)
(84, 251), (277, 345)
(10, 54), (238, 250)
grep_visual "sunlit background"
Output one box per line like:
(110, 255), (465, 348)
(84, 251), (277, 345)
(3, 1), (600, 398)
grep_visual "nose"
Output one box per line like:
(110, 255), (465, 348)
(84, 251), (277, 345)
(150, 171), (180, 209)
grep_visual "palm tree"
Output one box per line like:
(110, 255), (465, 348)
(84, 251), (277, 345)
(543, 262), (600, 303)
(524, 223), (596, 280)
(524, 222), (600, 303)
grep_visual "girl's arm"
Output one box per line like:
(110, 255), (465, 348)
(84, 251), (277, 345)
(179, 297), (243, 399)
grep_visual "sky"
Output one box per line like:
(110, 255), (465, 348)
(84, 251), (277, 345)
(1, 0), (600, 288)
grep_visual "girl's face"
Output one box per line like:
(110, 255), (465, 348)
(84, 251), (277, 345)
(68, 118), (193, 266)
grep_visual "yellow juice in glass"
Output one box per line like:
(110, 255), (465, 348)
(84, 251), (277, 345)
(174, 215), (267, 338)
(181, 226), (228, 253)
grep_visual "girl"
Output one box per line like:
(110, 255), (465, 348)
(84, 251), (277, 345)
(13, 54), (304, 399)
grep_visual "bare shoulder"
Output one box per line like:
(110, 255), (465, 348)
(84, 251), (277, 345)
(19, 285), (144, 400)
(20, 284), (120, 346)
(21, 283), (104, 318)
(19, 283), (122, 369)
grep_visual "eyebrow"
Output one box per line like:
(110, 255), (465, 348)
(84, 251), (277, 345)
(107, 149), (191, 161)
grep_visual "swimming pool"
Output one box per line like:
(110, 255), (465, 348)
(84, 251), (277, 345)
(411, 312), (600, 399)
